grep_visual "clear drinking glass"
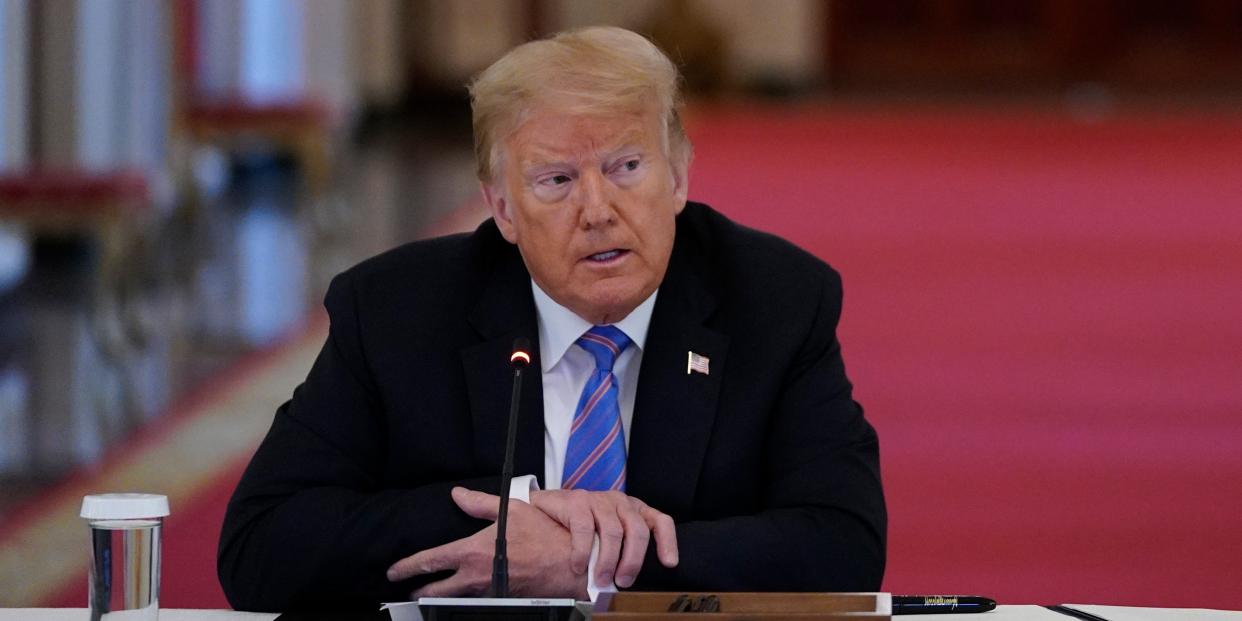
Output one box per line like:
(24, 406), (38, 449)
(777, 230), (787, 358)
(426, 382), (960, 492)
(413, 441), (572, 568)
(80, 493), (170, 621)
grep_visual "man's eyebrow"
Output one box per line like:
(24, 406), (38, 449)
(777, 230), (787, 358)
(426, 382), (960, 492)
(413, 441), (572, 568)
(518, 155), (572, 174)
(604, 143), (645, 159)
(518, 131), (650, 169)
(517, 141), (576, 167)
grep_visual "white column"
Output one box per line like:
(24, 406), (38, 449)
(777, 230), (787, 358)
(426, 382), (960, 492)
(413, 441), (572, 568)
(239, 0), (305, 104)
(35, 0), (170, 171)
(75, 0), (126, 171)
(0, 0), (30, 170)
(195, 0), (243, 101)
(304, 0), (354, 117)
(120, 0), (171, 172)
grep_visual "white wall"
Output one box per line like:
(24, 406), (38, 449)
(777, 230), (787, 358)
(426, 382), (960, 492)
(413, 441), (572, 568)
(353, 0), (404, 107)
(546, 0), (824, 87)
(708, 0), (824, 86)
(37, 0), (77, 167)
(548, 0), (658, 31)
(421, 0), (524, 83)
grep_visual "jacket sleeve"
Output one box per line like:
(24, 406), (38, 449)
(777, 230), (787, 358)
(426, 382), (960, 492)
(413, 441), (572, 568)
(217, 272), (494, 611)
(634, 269), (887, 592)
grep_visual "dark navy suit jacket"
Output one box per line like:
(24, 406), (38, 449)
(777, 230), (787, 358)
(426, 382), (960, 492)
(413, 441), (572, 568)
(218, 202), (886, 611)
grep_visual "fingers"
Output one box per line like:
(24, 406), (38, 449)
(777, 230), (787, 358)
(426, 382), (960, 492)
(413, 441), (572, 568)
(450, 486), (501, 521)
(613, 499), (651, 588)
(566, 504), (596, 575)
(638, 502), (679, 568)
(532, 489), (606, 576)
(387, 539), (465, 582)
(411, 570), (487, 599)
(591, 494), (626, 588)
(531, 489), (678, 587)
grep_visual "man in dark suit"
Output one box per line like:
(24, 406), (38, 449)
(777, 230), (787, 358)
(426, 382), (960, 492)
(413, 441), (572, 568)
(218, 27), (885, 611)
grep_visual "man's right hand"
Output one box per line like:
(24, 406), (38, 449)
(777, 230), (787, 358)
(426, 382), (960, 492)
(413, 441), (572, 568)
(529, 489), (679, 589)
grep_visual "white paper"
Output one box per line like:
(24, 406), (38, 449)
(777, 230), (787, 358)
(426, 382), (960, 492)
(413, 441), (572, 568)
(1065, 604), (1242, 621)
(381, 598), (579, 621)
(931, 605), (1068, 620)
(380, 601), (422, 621)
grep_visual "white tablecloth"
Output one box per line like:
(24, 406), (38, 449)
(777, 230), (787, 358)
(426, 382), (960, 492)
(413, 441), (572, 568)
(1, 605), (1238, 620)
(0, 610), (276, 621)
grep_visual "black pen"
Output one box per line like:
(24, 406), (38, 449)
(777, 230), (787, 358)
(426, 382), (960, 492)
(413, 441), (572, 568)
(894, 595), (997, 614)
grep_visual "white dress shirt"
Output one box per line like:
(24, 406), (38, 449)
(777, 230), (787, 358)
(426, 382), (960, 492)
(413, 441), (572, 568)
(532, 281), (656, 489)
(508, 279), (657, 600)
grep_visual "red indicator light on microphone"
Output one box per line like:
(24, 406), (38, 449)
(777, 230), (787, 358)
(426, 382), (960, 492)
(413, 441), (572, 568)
(510, 338), (532, 368)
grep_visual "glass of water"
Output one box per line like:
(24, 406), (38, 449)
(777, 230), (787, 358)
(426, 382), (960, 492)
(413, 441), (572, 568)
(80, 493), (170, 621)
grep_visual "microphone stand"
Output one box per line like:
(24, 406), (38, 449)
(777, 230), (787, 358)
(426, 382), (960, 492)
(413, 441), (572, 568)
(490, 351), (525, 597)
(414, 339), (580, 621)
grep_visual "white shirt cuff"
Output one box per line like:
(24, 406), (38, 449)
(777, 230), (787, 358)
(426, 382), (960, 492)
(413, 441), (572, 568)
(508, 474), (538, 504)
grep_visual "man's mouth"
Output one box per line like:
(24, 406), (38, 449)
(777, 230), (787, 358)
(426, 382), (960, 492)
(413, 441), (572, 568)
(585, 249), (628, 263)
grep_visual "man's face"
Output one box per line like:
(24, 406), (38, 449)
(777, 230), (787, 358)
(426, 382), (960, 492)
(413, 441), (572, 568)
(483, 104), (689, 325)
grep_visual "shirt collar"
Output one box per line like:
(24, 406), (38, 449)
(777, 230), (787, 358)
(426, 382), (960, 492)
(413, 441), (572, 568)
(531, 280), (658, 373)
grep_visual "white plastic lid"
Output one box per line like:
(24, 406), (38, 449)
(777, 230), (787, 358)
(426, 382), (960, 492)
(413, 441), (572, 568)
(80, 493), (170, 520)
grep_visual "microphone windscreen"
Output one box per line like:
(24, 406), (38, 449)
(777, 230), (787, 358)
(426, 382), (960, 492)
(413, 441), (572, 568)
(510, 338), (532, 368)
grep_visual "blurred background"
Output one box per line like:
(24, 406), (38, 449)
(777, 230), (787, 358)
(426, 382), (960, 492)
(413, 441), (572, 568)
(1, 0), (1240, 612)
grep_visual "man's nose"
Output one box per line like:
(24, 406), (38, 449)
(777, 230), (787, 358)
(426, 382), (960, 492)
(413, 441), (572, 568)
(576, 170), (617, 229)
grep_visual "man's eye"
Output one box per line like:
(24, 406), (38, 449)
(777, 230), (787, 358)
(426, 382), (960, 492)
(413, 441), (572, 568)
(539, 174), (572, 186)
(608, 159), (641, 177)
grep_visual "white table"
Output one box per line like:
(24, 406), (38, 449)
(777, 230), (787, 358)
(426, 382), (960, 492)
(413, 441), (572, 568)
(2, 605), (1239, 620)
(0, 610), (276, 621)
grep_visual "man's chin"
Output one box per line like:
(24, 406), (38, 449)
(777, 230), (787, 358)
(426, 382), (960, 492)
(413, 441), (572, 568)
(572, 292), (647, 325)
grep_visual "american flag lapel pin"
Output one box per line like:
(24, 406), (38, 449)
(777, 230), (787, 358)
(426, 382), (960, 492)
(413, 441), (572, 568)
(687, 351), (710, 375)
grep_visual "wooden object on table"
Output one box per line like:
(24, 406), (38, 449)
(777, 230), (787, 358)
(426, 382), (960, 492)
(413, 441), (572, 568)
(592, 592), (891, 620)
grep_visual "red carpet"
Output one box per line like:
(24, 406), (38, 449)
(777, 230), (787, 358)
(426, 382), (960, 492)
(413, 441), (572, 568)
(685, 103), (1242, 609)
(37, 103), (1242, 611)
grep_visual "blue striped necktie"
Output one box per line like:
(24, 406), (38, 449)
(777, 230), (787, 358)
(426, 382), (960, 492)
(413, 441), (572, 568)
(562, 325), (631, 491)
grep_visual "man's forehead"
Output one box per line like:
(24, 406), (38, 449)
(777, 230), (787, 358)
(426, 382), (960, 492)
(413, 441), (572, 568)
(506, 107), (659, 163)
(517, 129), (648, 161)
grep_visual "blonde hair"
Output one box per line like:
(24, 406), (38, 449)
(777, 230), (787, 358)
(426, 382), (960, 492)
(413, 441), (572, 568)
(468, 26), (689, 183)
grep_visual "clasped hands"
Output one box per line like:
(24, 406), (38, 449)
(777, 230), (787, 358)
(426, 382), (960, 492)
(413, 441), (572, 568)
(386, 487), (678, 599)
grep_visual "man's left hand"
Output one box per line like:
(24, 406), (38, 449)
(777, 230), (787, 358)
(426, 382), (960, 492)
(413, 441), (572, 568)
(530, 489), (678, 589)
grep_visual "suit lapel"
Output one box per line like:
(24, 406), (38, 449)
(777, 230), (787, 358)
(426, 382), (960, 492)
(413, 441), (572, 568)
(461, 234), (546, 488)
(627, 240), (728, 518)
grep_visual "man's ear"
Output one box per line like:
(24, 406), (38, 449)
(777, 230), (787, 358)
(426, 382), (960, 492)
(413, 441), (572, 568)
(481, 181), (518, 243)
(670, 147), (692, 214)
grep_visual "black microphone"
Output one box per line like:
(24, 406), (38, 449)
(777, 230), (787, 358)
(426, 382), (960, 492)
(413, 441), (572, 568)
(490, 337), (531, 598)
(412, 338), (576, 620)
